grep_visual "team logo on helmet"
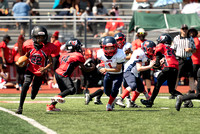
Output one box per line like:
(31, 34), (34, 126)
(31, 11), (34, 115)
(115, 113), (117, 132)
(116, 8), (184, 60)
(38, 32), (45, 35)
(71, 40), (78, 46)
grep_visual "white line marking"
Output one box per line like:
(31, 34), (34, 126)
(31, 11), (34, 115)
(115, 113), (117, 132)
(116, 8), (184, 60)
(0, 107), (57, 134)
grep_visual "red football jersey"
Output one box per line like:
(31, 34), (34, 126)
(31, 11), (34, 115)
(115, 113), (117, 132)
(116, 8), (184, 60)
(51, 40), (61, 57)
(155, 43), (179, 70)
(0, 41), (10, 62)
(12, 43), (21, 62)
(56, 52), (85, 77)
(27, 45), (51, 76)
(105, 18), (124, 32)
(191, 37), (200, 65)
(22, 39), (34, 54)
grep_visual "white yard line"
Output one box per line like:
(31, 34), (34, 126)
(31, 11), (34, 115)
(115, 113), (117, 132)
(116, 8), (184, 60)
(0, 107), (57, 134)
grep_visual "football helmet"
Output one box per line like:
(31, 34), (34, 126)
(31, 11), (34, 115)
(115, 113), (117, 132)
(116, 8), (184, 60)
(157, 33), (172, 45)
(31, 26), (48, 44)
(102, 36), (118, 57)
(142, 40), (156, 58)
(99, 36), (106, 48)
(114, 33), (126, 49)
(84, 49), (92, 60)
(65, 38), (83, 53)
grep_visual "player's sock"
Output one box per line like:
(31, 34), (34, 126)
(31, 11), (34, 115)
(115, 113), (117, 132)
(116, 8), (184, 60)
(131, 91), (140, 102)
(51, 101), (58, 106)
(108, 95), (115, 105)
(143, 89), (150, 100)
(121, 89), (130, 99)
(90, 89), (103, 99)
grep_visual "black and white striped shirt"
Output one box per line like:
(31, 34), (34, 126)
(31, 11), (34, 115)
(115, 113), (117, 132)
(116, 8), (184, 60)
(172, 35), (196, 58)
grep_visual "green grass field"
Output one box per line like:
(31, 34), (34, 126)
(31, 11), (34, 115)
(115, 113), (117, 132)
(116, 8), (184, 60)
(0, 94), (200, 134)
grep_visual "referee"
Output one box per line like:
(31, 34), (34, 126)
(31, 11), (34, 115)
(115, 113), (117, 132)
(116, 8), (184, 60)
(172, 24), (196, 100)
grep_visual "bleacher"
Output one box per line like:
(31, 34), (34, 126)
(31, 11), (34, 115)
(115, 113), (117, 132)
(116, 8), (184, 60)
(2, 0), (181, 48)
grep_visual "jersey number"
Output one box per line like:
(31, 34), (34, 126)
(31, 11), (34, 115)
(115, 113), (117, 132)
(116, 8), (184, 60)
(108, 63), (113, 68)
(166, 47), (175, 56)
(61, 56), (70, 63)
(31, 55), (42, 65)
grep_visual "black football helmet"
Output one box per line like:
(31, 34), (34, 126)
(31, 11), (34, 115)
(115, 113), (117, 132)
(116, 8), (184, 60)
(31, 26), (48, 44)
(142, 40), (156, 58)
(114, 32), (126, 49)
(102, 36), (118, 57)
(157, 33), (172, 45)
(99, 36), (106, 48)
(65, 38), (83, 53)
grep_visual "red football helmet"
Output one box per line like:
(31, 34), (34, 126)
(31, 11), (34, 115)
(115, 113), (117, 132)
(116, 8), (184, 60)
(114, 33), (126, 49)
(84, 49), (92, 60)
(102, 36), (118, 57)
(141, 40), (156, 58)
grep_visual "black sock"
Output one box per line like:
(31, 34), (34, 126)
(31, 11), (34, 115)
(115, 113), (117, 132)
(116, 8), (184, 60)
(51, 101), (58, 105)
(90, 89), (103, 98)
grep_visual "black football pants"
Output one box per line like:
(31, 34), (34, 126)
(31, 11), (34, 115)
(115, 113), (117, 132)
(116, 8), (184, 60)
(18, 70), (43, 109)
(150, 67), (182, 102)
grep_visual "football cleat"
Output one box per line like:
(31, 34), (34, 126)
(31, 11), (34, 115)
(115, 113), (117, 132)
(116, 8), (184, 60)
(127, 100), (140, 108)
(94, 97), (103, 105)
(175, 95), (183, 111)
(51, 95), (65, 104)
(15, 108), (23, 114)
(85, 93), (92, 105)
(46, 104), (61, 112)
(183, 100), (193, 108)
(106, 104), (113, 111)
(115, 98), (126, 108)
(140, 99), (153, 107)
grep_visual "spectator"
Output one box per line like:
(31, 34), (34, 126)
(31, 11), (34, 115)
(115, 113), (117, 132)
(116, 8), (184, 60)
(92, 1), (107, 16)
(101, 11), (124, 37)
(12, 0), (31, 35)
(131, 0), (151, 13)
(26, 0), (40, 17)
(78, 7), (94, 37)
(55, 0), (74, 28)
(0, 0), (9, 16)
(12, 35), (26, 91)
(109, 3), (119, 16)
(189, 28), (200, 82)
(0, 65), (15, 89)
(75, 0), (90, 16)
(92, 1), (108, 38)
(172, 24), (196, 99)
(0, 35), (11, 68)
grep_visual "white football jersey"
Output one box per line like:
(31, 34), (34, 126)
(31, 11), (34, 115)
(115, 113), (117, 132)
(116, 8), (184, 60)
(124, 48), (148, 77)
(97, 48), (126, 74)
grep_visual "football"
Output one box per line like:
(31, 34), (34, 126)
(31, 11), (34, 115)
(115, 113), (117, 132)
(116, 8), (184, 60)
(16, 55), (29, 67)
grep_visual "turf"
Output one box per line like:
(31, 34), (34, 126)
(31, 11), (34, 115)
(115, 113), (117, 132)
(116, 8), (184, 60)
(0, 94), (200, 134)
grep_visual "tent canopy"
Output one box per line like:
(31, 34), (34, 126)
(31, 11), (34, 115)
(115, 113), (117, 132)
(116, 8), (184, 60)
(129, 12), (200, 32)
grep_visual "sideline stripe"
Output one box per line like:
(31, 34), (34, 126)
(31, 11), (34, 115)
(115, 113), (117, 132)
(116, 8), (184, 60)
(0, 107), (57, 134)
